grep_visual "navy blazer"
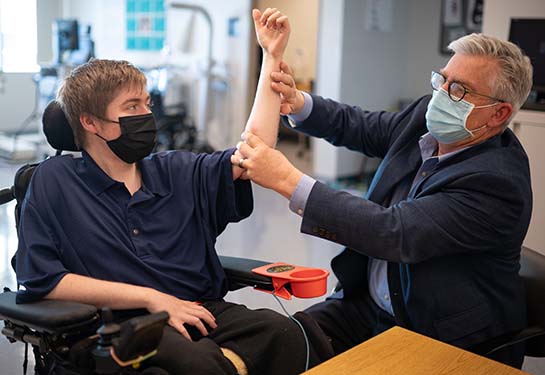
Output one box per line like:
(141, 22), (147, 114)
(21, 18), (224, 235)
(295, 94), (532, 349)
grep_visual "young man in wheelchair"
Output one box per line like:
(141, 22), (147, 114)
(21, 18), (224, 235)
(15, 9), (320, 375)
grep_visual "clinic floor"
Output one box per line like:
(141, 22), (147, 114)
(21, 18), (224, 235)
(0, 141), (543, 374)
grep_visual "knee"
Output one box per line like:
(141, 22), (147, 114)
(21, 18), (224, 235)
(258, 310), (305, 348)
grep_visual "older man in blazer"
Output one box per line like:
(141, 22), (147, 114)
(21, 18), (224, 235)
(233, 33), (533, 368)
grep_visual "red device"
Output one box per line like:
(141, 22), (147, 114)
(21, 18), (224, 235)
(252, 263), (330, 300)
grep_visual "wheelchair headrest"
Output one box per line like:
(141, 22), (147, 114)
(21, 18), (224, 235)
(42, 100), (80, 152)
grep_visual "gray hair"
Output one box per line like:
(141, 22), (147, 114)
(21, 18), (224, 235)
(448, 33), (533, 117)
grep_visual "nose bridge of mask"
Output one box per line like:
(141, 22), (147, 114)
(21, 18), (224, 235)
(437, 88), (475, 125)
(118, 113), (155, 134)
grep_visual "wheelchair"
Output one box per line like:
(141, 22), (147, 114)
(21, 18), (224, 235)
(0, 101), (317, 374)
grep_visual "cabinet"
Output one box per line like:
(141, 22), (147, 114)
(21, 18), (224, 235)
(510, 110), (545, 255)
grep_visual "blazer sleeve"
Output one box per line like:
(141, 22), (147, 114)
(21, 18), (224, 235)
(293, 95), (430, 159)
(301, 171), (528, 264)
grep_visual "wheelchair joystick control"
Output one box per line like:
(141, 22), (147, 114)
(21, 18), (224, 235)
(96, 308), (120, 347)
(92, 308), (122, 374)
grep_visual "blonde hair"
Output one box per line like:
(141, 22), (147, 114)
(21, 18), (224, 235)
(57, 59), (147, 147)
(448, 33), (533, 117)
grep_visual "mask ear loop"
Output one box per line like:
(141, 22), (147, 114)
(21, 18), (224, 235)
(92, 115), (122, 143)
(463, 101), (500, 137)
(467, 124), (487, 137)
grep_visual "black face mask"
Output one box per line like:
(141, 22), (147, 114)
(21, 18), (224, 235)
(96, 113), (157, 164)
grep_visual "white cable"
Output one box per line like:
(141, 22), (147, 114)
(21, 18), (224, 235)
(272, 292), (310, 372)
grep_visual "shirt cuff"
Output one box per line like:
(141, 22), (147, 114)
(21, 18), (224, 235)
(287, 92), (313, 126)
(289, 174), (316, 216)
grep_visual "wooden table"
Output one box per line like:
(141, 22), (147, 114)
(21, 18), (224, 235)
(303, 326), (528, 374)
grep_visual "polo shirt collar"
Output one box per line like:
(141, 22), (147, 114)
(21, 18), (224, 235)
(140, 156), (168, 197)
(79, 151), (168, 197)
(79, 151), (118, 195)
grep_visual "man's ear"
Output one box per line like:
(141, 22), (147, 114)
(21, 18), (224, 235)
(80, 113), (100, 134)
(488, 102), (513, 129)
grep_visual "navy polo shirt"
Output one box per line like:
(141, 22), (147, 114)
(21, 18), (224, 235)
(16, 149), (252, 304)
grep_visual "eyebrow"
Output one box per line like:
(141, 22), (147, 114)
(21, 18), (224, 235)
(120, 95), (151, 106)
(438, 69), (476, 91)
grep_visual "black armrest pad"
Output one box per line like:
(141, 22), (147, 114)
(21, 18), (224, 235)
(219, 255), (274, 291)
(0, 291), (98, 333)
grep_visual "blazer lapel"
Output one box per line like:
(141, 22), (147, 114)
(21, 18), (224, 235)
(366, 139), (422, 203)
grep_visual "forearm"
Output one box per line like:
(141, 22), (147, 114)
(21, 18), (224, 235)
(245, 54), (282, 148)
(46, 273), (155, 310)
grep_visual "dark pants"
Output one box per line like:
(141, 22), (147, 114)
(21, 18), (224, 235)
(305, 292), (525, 369)
(143, 300), (313, 375)
(305, 292), (396, 355)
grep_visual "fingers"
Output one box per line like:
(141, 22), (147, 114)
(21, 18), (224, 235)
(271, 71), (295, 87)
(259, 8), (288, 31)
(192, 318), (211, 337)
(170, 303), (218, 340)
(231, 146), (254, 171)
(242, 132), (264, 149)
(170, 316), (208, 341)
(252, 8), (261, 22)
(271, 82), (295, 100)
(280, 103), (293, 116)
(230, 152), (248, 170)
(238, 142), (255, 158)
(260, 8), (277, 25)
(171, 319), (192, 341)
(189, 304), (216, 336)
(280, 61), (294, 76)
(230, 154), (240, 169)
(236, 141), (255, 158)
(266, 11), (283, 29)
(276, 15), (290, 31)
(197, 303), (217, 328)
(239, 170), (250, 180)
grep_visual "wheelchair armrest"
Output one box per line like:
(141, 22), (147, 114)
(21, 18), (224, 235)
(219, 255), (274, 292)
(0, 291), (98, 333)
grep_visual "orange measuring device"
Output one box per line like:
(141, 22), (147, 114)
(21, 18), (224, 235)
(252, 263), (330, 300)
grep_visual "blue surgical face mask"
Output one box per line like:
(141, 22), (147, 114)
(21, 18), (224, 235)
(425, 88), (497, 144)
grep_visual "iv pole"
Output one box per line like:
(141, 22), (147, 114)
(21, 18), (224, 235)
(169, 3), (213, 146)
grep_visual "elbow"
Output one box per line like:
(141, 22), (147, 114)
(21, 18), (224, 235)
(244, 123), (277, 148)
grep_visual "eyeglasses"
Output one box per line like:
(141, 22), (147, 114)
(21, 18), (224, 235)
(430, 71), (505, 103)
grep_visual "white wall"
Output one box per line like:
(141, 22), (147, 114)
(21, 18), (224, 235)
(405, 0), (450, 100)
(313, 0), (446, 179)
(340, 0), (408, 112)
(482, 0), (545, 39)
(257, 0), (319, 83)
(312, 0), (349, 179)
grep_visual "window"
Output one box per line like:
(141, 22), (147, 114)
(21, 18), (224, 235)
(0, 0), (39, 73)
